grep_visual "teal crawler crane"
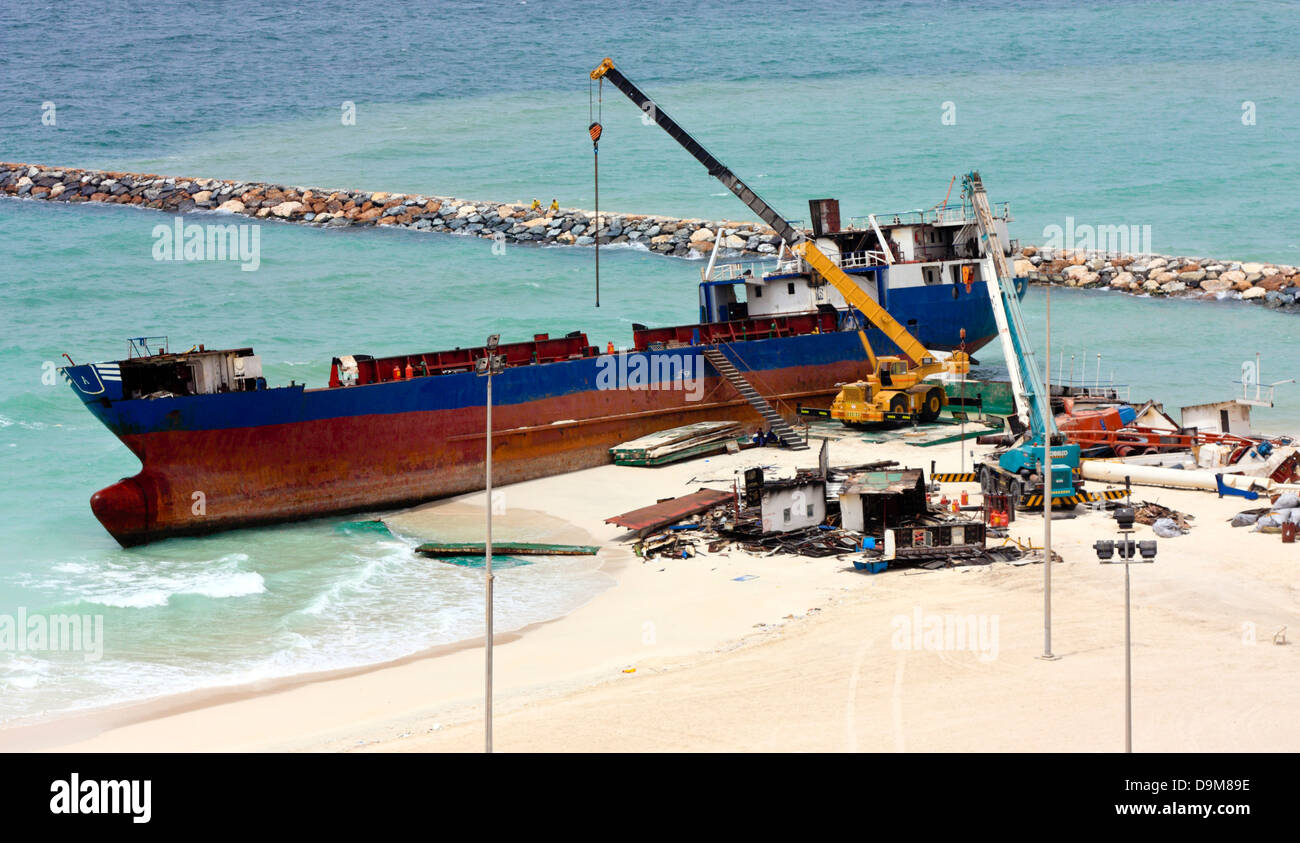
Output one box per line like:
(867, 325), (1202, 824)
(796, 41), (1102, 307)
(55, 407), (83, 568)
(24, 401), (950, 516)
(965, 171), (1083, 506)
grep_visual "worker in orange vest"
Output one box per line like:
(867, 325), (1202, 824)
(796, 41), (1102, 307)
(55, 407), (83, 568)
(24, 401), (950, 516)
(606, 341), (615, 354)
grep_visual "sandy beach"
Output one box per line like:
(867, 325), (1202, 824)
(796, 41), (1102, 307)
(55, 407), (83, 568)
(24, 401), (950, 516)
(5, 429), (1297, 754)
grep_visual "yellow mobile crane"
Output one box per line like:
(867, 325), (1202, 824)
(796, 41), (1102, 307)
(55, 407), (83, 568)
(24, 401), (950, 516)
(589, 58), (967, 424)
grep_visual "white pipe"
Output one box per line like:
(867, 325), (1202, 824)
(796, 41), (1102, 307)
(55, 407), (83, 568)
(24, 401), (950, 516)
(1081, 460), (1268, 493)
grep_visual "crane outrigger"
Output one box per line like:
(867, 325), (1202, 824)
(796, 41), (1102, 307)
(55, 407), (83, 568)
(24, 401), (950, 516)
(589, 57), (968, 424)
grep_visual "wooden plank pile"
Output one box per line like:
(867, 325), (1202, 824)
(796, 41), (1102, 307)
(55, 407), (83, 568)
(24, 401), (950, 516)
(610, 421), (747, 466)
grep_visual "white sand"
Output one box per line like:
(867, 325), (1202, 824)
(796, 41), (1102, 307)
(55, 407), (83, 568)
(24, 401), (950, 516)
(9, 431), (1300, 753)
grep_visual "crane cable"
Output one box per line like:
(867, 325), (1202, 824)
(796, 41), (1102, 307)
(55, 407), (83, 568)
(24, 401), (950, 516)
(589, 78), (603, 308)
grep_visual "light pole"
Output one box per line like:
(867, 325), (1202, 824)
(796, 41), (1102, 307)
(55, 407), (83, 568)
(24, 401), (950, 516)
(475, 334), (506, 753)
(1042, 281), (1054, 660)
(1093, 506), (1156, 752)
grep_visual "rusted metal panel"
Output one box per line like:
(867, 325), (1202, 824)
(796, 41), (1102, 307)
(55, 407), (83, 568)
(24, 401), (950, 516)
(605, 489), (733, 536)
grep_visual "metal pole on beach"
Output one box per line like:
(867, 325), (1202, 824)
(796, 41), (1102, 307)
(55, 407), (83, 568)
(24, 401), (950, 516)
(477, 334), (505, 753)
(1124, 556), (1132, 752)
(1042, 284), (1056, 660)
(1096, 513), (1153, 752)
(485, 361), (494, 753)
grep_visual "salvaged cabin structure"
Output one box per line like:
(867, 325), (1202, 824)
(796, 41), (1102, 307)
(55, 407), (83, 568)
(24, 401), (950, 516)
(744, 468), (827, 534)
(838, 469), (927, 532)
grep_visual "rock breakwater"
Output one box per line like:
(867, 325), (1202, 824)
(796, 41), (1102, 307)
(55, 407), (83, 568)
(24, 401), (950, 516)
(0, 161), (783, 259)
(5, 161), (1297, 313)
(1013, 246), (1300, 312)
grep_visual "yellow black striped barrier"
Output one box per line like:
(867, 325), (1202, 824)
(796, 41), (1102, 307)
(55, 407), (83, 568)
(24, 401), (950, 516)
(932, 472), (978, 482)
(1018, 489), (1130, 508)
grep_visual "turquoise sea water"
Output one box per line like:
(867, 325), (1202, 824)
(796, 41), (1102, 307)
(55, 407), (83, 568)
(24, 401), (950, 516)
(1, 0), (1298, 723)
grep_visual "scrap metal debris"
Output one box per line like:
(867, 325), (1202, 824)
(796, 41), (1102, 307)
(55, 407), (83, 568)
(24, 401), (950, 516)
(606, 488), (733, 537)
(1132, 500), (1194, 531)
(616, 463), (1026, 570)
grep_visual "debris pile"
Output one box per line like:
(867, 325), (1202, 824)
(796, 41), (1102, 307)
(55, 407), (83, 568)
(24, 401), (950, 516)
(1232, 491), (1300, 538)
(1131, 500), (1194, 532)
(611, 461), (1024, 571)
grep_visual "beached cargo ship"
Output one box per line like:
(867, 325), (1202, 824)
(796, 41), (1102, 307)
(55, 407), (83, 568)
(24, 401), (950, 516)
(63, 200), (1025, 546)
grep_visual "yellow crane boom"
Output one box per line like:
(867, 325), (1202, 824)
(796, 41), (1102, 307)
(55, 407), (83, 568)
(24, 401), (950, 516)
(589, 56), (962, 377)
(792, 241), (951, 373)
(589, 56), (967, 426)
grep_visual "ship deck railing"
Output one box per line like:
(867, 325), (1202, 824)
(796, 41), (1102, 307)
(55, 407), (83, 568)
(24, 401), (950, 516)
(1057, 382), (1132, 402)
(846, 202), (1011, 230)
(704, 248), (890, 283)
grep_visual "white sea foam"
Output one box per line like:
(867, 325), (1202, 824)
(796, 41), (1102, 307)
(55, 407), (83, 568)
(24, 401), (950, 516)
(68, 553), (265, 609)
(0, 555), (611, 724)
(179, 570), (266, 600)
(298, 555), (386, 617)
(0, 414), (47, 430)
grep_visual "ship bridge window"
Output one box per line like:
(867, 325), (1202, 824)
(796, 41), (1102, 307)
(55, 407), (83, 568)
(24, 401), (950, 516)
(787, 282), (796, 295)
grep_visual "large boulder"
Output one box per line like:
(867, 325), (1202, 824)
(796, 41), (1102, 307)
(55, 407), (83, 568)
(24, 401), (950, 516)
(270, 201), (303, 218)
(1241, 286), (1267, 300)
(1199, 277), (1233, 293)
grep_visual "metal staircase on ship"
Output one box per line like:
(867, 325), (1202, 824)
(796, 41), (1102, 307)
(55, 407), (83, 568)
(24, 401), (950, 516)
(700, 346), (808, 450)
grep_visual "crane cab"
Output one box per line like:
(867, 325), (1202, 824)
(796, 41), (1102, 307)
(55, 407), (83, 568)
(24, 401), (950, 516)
(874, 357), (917, 390)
